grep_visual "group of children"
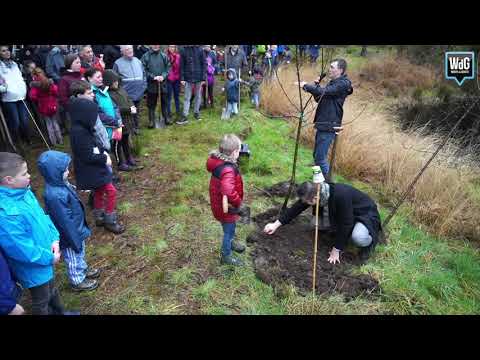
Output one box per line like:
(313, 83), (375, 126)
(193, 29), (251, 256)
(0, 130), (248, 315)
(0, 151), (96, 315)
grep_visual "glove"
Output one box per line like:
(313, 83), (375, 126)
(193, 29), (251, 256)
(238, 205), (250, 218)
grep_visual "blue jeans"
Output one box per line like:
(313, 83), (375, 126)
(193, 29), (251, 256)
(226, 102), (238, 117)
(183, 82), (202, 116)
(166, 79), (181, 116)
(2, 100), (29, 142)
(221, 222), (237, 257)
(251, 93), (260, 108)
(63, 240), (88, 285)
(314, 131), (336, 177)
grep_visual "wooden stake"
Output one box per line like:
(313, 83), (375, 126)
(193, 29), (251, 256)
(312, 182), (321, 294)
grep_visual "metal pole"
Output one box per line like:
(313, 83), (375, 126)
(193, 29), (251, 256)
(21, 99), (51, 150)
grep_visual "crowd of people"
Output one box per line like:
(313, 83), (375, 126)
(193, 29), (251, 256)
(1, 44), (323, 148)
(0, 44), (383, 315)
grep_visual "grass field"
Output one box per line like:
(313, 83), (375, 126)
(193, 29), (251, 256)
(21, 95), (479, 314)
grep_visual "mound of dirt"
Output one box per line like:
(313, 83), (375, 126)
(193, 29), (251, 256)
(262, 181), (298, 197)
(248, 207), (380, 301)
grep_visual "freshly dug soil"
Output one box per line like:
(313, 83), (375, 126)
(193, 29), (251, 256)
(248, 206), (380, 301)
(262, 181), (297, 197)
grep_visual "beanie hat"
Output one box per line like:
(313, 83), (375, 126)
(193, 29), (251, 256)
(102, 69), (121, 87)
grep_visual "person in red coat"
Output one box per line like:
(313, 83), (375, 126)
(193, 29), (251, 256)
(79, 45), (105, 75)
(206, 134), (246, 266)
(29, 67), (63, 146)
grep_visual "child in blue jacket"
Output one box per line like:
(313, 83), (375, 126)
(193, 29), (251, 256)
(222, 68), (242, 119)
(0, 151), (78, 315)
(37, 150), (100, 292)
(0, 248), (24, 315)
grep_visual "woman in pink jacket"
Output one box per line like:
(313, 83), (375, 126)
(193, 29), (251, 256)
(166, 45), (181, 120)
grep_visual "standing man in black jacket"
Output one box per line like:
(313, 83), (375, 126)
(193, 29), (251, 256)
(300, 59), (353, 179)
(263, 181), (383, 264)
(103, 45), (122, 70)
(178, 45), (207, 124)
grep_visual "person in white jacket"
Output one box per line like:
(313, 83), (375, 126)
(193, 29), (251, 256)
(0, 46), (30, 144)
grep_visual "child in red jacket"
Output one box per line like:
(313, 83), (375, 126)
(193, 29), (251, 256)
(206, 134), (246, 266)
(29, 67), (63, 146)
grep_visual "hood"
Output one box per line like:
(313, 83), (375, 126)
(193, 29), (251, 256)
(50, 47), (61, 55)
(0, 185), (29, 203)
(206, 150), (237, 173)
(226, 68), (237, 80)
(61, 70), (83, 79)
(336, 74), (353, 95)
(103, 69), (121, 87)
(69, 97), (98, 130)
(37, 150), (71, 187)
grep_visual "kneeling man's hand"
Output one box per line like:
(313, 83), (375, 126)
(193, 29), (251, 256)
(327, 247), (341, 264)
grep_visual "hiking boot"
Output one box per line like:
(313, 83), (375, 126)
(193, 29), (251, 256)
(359, 241), (377, 262)
(118, 163), (133, 172)
(127, 156), (137, 167)
(377, 229), (387, 244)
(176, 116), (189, 125)
(165, 115), (173, 126)
(231, 241), (246, 253)
(104, 212), (125, 234)
(87, 191), (95, 210)
(71, 278), (99, 292)
(194, 112), (201, 121)
(86, 267), (101, 279)
(92, 209), (105, 227)
(148, 108), (156, 129)
(220, 255), (244, 266)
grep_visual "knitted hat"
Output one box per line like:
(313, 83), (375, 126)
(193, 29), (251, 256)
(102, 69), (121, 87)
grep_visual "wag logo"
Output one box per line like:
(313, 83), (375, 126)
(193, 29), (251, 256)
(445, 52), (475, 86)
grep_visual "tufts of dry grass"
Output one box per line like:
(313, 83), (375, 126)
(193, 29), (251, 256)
(261, 64), (480, 242)
(358, 55), (437, 97)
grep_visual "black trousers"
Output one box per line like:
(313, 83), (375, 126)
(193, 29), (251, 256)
(112, 132), (132, 164)
(146, 91), (168, 119)
(202, 83), (214, 107)
(132, 100), (142, 129)
(29, 279), (65, 315)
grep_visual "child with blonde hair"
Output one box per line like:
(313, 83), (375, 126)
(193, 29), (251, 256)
(206, 134), (246, 266)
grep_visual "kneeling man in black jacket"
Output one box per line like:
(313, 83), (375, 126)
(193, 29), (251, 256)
(264, 181), (383, 264)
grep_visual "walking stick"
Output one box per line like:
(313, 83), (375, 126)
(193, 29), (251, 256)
(155, 80), (165, 129)
(238, 68), (241, 113)
(21, 99), (51, 150)
(312, 181), (321, 294)
(0, 105), (17, 152)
